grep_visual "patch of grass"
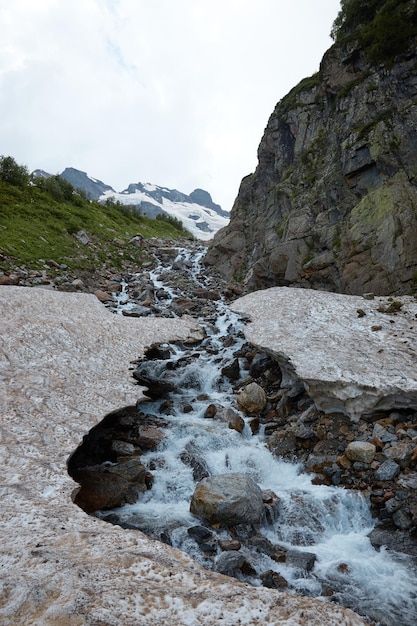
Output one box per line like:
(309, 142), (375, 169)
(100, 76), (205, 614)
(0, 179), (191, 272)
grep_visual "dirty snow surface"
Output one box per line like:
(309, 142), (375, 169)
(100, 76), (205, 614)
(0, 286), (367, 625)
(232, 287), (417, 421)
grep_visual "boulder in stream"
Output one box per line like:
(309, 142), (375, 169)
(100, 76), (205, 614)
(237, 382), (267, 414)
(190, 473), (264, 526)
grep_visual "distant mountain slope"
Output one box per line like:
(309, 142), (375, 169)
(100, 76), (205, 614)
(32, 168), (229, 240)
(61, 167), (115, 199)
(102, 182), (228, 241)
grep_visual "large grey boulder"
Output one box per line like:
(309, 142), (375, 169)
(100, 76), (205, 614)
(190, 473), (264, 527)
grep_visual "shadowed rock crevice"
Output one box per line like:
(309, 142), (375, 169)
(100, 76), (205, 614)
(67, 404), (164, 514)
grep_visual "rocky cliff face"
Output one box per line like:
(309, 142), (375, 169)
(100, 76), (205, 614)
(205, 36), (417, 295)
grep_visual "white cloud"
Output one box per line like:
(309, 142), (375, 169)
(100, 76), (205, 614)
(0, 0), (340, 209)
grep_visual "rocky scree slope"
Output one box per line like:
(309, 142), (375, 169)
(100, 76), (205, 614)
(205, 29), (417, 295)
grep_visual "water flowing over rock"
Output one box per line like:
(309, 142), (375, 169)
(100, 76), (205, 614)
(205, 29), (417, 296)
(0, 284), (370, 625)
(190, 473), (264, 527)
(231, 287), (417, 421)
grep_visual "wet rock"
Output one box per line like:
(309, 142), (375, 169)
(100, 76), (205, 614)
(145, 345), (172, 360)
(392, 508), (414, 531)
(187, 526), (214, 543)
(249, 353), (274, 378)
(268, 432), (297, 458)
(247, 535), (286, 563)
(214, 551), (256, 578)
(71, 458), (148, 513)
(190, 473), (264, 527)
(286, 550), (316, 572)
(374, 460), (400, 481)
(261, 489), (281, 524)
(133, 426), (164, 451)
(345, 441), (376, 464)
(221, 358), (240, 382)
(237, 382), (267, 414)
(133, 371), (177, 398)
(180, 442), (210, 481)
(122, 305), (152, 317)
(227, 408), (245, 433)
(204, 403), (217, 418)
(260, 569), (288, 589)
(369, 527), (417, 558)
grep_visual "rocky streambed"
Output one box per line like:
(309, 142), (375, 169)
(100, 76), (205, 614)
(65, 240), (417, 626)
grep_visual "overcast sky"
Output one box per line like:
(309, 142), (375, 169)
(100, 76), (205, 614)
(0, 1), (340, 210)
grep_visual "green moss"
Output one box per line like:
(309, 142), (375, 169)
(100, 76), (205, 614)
(280, 72), (321, 113)
(355, 109), (393, 142)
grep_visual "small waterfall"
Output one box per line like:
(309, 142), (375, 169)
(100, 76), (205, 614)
(98, 243), (417, 626)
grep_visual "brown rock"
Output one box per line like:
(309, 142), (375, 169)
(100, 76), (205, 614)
(249, 417), (260, 434)
(135, 426), (164, 451)
(337, 454), (352, 470)
(0, 274), (19, 285)
(268, 432), (297, 458)
(204, 404), (217, 419)
(71, 458), (147, 513)
(227, 408), (245, 433)
(237, 382), (267, 414)
(260, 570), (288, 589)
(94, 289), (115, 302)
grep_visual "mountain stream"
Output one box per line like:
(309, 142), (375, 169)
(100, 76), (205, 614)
(97, 243), (417, 626)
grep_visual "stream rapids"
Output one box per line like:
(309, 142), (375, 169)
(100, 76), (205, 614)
(93, 242), (417, 626)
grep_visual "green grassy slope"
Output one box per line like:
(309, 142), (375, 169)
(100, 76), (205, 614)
(0, 179), (191, 273)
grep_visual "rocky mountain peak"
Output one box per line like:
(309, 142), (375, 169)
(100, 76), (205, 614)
(205, 2), (417, 296)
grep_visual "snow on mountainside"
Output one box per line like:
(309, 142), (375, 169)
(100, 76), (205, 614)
(32, 167), (229, 240)
(101, 182), (229, 241)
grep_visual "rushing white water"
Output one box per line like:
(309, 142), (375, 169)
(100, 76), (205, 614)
(104, 245), (417, 626)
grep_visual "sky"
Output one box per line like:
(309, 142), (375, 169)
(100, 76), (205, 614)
(0, 0), (340, 211)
